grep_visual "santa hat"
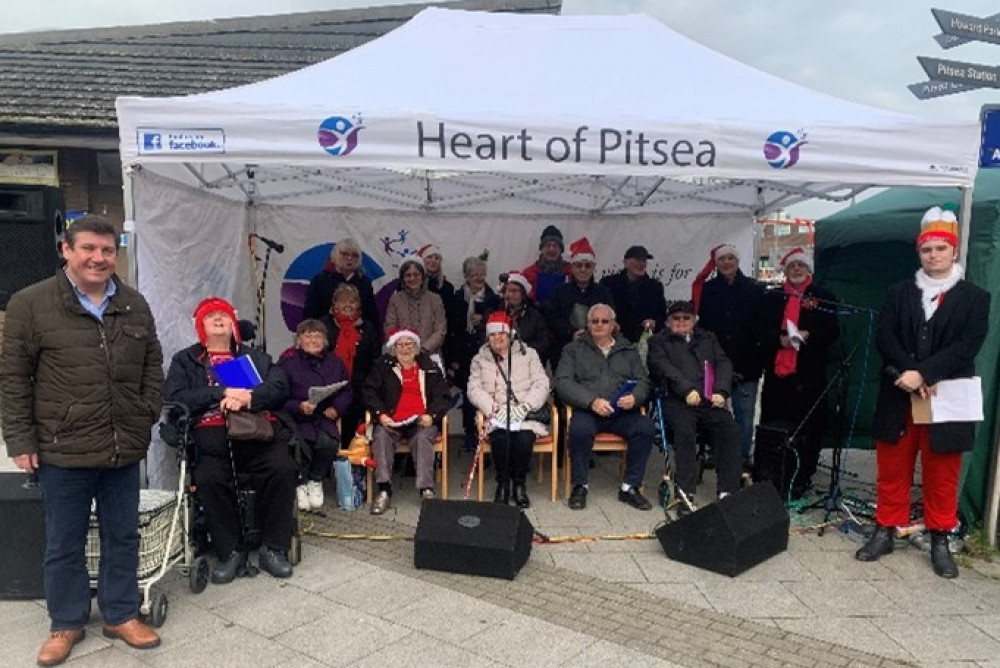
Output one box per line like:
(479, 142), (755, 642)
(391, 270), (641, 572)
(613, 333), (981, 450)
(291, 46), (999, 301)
(193, 297), (241, 346)
(780, 247), (813, 273)
(917, 206), (959, 248)
(713, 244), (739, 261)
(569, 237), (596, 264)
(417, 243), (442, 259)
(385, 328), (420, 349)
(504, 270), (532, 297)
(485, 311), (513, 335)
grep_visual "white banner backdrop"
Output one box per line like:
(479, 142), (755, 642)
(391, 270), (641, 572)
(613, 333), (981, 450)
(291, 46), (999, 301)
(254, 204), (753, 353)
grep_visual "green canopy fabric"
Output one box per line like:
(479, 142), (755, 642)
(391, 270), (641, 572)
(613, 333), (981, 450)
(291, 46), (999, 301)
(815, 172), (1000, 527)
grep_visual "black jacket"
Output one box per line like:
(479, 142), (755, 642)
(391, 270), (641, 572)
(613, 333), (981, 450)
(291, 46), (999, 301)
(507, 301), (551, 364)
(360, 352), (453, 425)
(647, 327), (734, 400)
(546, 280), (616, 349)
(444, 285), (501, 383)
(697, 270), (765, 381)
(599, 271), (667, 342)
(756, 282), (840, 385)
(164, 343), (289, 419)
(318, 314), (382, 390)
(872, 278), (990, 453)
(302, 268), (380, 330)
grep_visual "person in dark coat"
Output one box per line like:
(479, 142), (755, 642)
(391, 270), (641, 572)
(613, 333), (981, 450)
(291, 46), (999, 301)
(599, 245), (667, 343)
(417, 242), (456, 305)
(445, 256), (501, 451)
(697, 244), (765, 465)
(164, 297), (296, 584)
(318, 283), (382, 443)
(546, 237), (615, 371)
(278, 319), (353, 512)
(855, 207), (990, 579)
(501, 270), (551, 366)
(647, 301), (741, 514)
(361, 329), (453, 514)
(756, 248), (839, 498)
(302, 237), (380, 330)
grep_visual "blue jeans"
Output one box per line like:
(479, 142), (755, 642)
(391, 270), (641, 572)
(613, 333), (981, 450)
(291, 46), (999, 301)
(567, 410), (655, 488)
(730, 379), (759, 461)
(37, 462), (141, 631)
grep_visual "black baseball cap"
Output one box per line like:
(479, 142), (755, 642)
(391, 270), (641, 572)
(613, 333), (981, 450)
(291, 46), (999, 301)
(624, 245), (653, 260)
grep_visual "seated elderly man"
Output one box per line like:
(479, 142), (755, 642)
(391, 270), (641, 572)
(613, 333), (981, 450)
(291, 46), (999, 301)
(362, 328), (452, 514)
(647, 301), (741, 516)
(555, 303), (655, 511)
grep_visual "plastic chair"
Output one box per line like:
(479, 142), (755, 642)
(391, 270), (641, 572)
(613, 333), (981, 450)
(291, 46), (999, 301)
(365, 412), (449, 503)
(474, 400), (559, 502)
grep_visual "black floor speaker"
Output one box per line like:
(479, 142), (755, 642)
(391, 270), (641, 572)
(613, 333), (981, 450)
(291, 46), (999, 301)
(655, 482), (789, 577)
(0, 185), (64, 310)
(0, 472), (46, 599)
(752, 423), (798, 501)
(414, 499), (533, 580)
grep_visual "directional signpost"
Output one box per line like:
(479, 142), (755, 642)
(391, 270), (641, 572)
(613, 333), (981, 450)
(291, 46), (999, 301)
(911, 9), (1000, 169)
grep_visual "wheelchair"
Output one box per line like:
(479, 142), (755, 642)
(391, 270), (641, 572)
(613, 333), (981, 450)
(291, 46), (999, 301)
(159, 402), (303, 590)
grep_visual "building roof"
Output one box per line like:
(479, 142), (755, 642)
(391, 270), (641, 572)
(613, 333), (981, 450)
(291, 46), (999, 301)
(0, 0), (560, 134)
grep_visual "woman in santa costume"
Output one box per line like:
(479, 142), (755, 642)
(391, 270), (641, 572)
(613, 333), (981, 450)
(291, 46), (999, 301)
(856, 206), (990, 578)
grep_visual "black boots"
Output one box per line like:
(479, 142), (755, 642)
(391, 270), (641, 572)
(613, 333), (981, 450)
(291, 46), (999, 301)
(855, 525), (894, 562)
(494, 480), (510, 504)
(930, 530), (959, 579)
(512, 483), (531, 509)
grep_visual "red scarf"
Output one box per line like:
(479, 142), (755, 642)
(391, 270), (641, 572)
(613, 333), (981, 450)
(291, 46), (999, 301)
(333, 313), (361, 377)
(691, 244), (724, 313)
(774, 277), (812, 377)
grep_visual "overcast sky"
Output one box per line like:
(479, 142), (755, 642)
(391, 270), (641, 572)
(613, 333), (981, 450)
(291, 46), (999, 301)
(5, 0), (999, 217)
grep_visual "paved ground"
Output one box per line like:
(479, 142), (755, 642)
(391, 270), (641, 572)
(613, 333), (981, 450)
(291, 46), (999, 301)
(3, 439), (1000, 667)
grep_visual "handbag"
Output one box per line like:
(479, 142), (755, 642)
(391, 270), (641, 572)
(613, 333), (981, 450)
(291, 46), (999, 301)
(225, 411), (275, 442)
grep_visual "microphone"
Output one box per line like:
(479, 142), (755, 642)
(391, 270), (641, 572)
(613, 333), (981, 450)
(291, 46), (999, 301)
(251, 233), (284, 254)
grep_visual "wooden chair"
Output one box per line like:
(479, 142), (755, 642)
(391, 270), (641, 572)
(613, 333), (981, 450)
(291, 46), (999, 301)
(365, 412), (449, 503)
(562, 404), (630, 499)
(474, 400), (560, 502)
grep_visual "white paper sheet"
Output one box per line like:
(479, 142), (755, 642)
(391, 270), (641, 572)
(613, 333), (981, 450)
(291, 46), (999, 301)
(930, 377), (984, 423)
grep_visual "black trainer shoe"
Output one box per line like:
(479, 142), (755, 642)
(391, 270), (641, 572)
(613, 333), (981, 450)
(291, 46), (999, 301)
(568, 485), (587, 510)
(211, 550), (247, 585)
(258, 545), (293, 579)
(618, 486), (653, 511)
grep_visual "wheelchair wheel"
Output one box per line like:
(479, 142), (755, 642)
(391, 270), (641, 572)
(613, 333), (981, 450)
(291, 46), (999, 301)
(189, 555), (210, 594)
(289, 534), (302, 566)
(149, 592), (168, 628)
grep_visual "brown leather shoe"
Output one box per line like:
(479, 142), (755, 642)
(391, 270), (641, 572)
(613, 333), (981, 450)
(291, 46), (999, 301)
(102, 619), (160, 649)
(37, 629), (85, 667)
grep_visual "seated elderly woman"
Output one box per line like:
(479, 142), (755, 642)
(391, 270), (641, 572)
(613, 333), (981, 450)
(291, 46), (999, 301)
(361, 328), (452, 515)
(278, 318), (353, 512)
(164, 297), (296, 584)
(467, 312), (550, 508)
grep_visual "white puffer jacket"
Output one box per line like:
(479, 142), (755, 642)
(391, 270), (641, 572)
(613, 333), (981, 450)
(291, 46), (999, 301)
(467, 342), (551, 437)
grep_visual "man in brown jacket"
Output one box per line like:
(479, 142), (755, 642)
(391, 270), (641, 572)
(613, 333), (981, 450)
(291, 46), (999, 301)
(0, 216), (164, 666)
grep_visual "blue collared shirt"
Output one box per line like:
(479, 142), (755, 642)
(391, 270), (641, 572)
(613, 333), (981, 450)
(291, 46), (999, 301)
(66, 271), (117, 321)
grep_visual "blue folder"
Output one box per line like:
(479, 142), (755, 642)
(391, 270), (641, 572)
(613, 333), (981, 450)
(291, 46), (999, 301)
(212, 355), (263, 389)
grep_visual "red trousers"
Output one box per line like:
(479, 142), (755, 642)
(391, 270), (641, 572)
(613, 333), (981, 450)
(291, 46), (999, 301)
(874, 415), (961, 531)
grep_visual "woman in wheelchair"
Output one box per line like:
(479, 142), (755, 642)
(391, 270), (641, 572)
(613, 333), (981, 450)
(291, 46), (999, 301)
(164, 297), (297, 584)
(278, 318), (353, 512)
(467, 311), (550, 508)
(361, 328), (452, 514)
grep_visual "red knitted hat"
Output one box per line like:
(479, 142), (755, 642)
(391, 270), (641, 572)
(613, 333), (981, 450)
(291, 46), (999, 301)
(193, 297), (241, 346)
(485, 311), (513, 335)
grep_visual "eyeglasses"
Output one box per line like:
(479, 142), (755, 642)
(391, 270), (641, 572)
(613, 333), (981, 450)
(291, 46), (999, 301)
(670, 314), (693, 321)
(339, 251), (360, 259)
(589, 318), (613, 325)
(394, 340), (417, 348)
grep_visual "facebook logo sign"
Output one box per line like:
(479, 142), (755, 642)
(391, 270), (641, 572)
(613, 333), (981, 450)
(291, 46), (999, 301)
(142, 133), (162, 151)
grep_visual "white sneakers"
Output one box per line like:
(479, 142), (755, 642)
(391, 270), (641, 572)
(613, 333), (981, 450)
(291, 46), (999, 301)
(297, 481), (325, 511)
(306, 480), (324, 509)
(296, 485), (310, 512)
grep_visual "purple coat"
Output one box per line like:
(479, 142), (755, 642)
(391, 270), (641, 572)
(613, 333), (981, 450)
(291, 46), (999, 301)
(278, 348), (353, 442)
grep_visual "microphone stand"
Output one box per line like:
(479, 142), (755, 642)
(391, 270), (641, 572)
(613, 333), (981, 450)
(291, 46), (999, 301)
(248, 236), (275, 351)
